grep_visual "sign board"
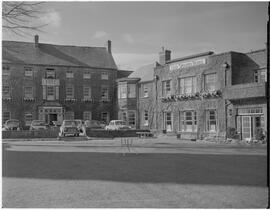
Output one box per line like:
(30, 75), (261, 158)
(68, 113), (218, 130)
(169, 58), (206, 71)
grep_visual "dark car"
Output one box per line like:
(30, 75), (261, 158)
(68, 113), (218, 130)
(59, 120), (80, 137)
(85, 120), (104, 129)
(3, 119), (21, 131)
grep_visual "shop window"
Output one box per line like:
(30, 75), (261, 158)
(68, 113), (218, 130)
(206, 110), (217, 132)
(118, 83), (127, 99)
(24, 67), (33, 77)
(3, 111), (11, 123)
(25, 113), (32, 126)
(128, 84), (136, 98)
(101, 112), (109, 123)
(3, 66), (10, 76)
(179, 111), (197, 132)
(66, 85), (74, 99)
(65, 111), (74, 120)
(162, 80), (171, 97)
(144, 110), (149, 126)
(101, 86), (109, 101)
(46, 68), (55, 79)
(204, 73), (216, 92)
(254, 69), (267, 83)
(66, 70), (74, 78)
(2, 85), (10, 98)
(83, 71), (91, 79)
(83, 111), (92, 120)
(83, 86), (91, 99)
(24, 86), (33, 98)
(101, 72), (109, 80)
(178, 76), (197, 95)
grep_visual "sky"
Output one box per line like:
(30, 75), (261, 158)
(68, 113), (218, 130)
(2, 2), (268, 70)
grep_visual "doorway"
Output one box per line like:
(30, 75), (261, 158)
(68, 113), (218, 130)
(164, 112), (173, 132)
(45, 114), (57, 125)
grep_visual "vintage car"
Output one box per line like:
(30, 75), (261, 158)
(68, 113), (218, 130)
(29, 120), (48, 130)
(59, 120), (80, 137)
(3, 119), (21, 131)
(105, 120), (131, 131)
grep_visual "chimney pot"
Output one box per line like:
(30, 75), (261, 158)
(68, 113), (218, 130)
(34, 35), (39, 47)
(107, 40), (111, 54)
(159, 48), (171, 65)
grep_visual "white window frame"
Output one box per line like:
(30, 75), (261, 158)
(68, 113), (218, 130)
(101, 71), (109, 80)
(46, 69), (55, 79)
(204, 73), (216, 92)
(25, 113), (33, 126)
(206, 109), (217, 132)
(162, 80), (171, 97)
(66, 85), (74, 99)
(24, 67), (33, 77)
(83, 111), (92, 120)
(101, 86), (109, 101)
(24, 86), (33, 98)
(3, 66), (10, 76)
(66, 70), (74, 79)
(179, 110), (197, 132)
(178, 76), (197, 95)
(128, 84), (136, 98)
(254, 69), (267, 83)
(83, 86), (91, 99)
(128, 111), (136, 127)
(144, 110), (149, 126)
(118, 83), (127, 99)
(83, 71), (91, 79)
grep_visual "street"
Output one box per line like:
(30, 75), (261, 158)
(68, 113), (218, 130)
(2, 138), (268, 208)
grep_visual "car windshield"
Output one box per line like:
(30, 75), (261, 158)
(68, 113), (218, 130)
(32, 121), (46, 126)
(64, 121), (76, 126)
(7, 120), (19, 125)
(115, 121), (126, 125)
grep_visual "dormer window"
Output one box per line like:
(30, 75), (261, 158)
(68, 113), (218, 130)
(66, 70), (74, 78)
(46, 68), (55, 79)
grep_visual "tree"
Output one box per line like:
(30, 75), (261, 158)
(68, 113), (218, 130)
(2, 1), (46, 36)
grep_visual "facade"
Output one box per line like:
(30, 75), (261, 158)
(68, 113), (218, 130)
(2, 35), (130, 128)
(117, 48), (267, 141)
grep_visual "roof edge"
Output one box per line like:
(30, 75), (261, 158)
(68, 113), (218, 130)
(167, 51), (214, 64)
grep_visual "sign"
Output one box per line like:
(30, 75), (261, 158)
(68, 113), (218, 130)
(169, 58), (206, 71)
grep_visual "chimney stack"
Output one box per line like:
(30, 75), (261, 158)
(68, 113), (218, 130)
(159, 47), (171, 65)
(107, 40), (111, 54)
(34, 35), (39, 47)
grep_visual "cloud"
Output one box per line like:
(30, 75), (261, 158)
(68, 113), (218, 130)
(39, 10), (61, 28)
(92, 31), (109, 39)
(122, 33), (135, 44)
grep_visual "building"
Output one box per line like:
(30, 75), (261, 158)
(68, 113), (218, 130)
(117, 48), (267, 141)
(2, 35), (131, 128)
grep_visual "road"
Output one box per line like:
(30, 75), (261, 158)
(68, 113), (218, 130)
(2, 138), (268, 208)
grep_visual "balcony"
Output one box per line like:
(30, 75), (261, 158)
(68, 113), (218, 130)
(223, 82), (266, 100)
(42, 78), (60, 86)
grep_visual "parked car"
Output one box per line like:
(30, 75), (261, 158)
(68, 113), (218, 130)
(59, 120), (80, 137)
(85, 120), (103, 129)
(105, 120), (131, 130)
(29, 120), (48, 130)
(3, 119), (21, 131)
(75, 119), (86, 135)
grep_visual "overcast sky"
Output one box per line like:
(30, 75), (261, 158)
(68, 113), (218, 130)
(2, 2), (268, 70)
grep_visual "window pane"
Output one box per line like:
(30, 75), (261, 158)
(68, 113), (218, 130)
(24, 87), (33, 98)
(205, 73), (216, 91)
(101, 87), (109, 100)
(101, 72), (109, 80)
(83, 86), (91, 98)
(25, 113), (32, 126)
(24, 67), (33, 77)
(66, 86), (74, 98)
(128, 84), (136, 98)
(83, 72), (91, 79)
(83, 111), (92, 120)
(128, 111), (136, 126)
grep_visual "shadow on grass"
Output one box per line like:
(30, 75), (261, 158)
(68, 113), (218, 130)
(2, 144), (266, 186)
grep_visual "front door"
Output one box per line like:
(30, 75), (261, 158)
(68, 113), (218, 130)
(164, 112), (172, 132)
(242, 116), (251, 140)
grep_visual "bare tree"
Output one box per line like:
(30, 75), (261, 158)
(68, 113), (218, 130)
(2, 1), (46, 36)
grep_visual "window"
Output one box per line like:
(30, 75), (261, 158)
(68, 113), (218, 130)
(66, 85), (74, 99)
(179, 111), (197, 132)
(66, 70), (74, 78)
(3, 86), (10, 98)
(254, 69), (267, 83)
(141, 84), (149, 98)
(118, 83), (127, 99)
(46, 68), (55, 79)
(83, 71), (91, 79)
(83, 111), (92, 120)
(204, 73), (216, 92)
(65, 111), (74, 120)
(25, 113), (32, 126)
(128, 84), (136, 98)
(3, 111), (11, 123)
(162, 80), (171, 97)
(206, 110), (217, 132)
(122, 112), (127, 122)
(128, 111), (136, 126)
(164, 112), (172, 132)
(3, 66), (10, 76)
(144, 110), (149, 126)
(83, 86), (91, 99)
(101, 86), (109, 101)
(24, 67), (33, 77)
(24, 87), (33, 98)
(178, 76), (197, 95)
(101, 112), (109, 123)
(101, 72), (109, 80)
(238, 107), (263, 115)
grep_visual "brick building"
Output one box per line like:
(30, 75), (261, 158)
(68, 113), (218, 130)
(2, 35), (131, 128)
(117, 48), (267, 141)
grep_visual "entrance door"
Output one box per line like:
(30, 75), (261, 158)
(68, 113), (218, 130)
(164, 112), (172, 132)
(242, 116), (251, 140)
(49, 114), (57, 125)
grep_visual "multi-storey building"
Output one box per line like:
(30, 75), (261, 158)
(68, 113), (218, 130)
(117, 48), (267, 141)
(2, 35), (131, 128)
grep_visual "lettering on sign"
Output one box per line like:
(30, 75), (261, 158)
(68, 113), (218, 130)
(169, 58), (206, 71)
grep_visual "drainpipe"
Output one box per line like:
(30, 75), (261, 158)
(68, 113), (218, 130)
(155, 75), (159, 131)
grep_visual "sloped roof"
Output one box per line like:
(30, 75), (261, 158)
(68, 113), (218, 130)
(128, 63), (155, 82)
(2, 41), (117, 69)
(245, 49), (267, 68)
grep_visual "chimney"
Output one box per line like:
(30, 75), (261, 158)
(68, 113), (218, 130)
(107, 40), (111, 54)
(159, 47), (171, 65)
(34, 35), (39, 47)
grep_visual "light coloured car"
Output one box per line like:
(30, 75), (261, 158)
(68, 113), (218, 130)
(59, 120), (80, 137)
(105, 120), (131, 131)
(3, 119), (21, 131)
(30, 120), (48, 130)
